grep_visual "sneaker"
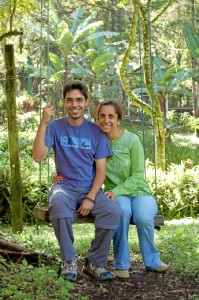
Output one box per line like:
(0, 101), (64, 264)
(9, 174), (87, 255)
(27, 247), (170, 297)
(83, 258), (114, 281)
(156, 263), (168, 273)
(113, 269), (129, 279)
(61, 255), (77, 282)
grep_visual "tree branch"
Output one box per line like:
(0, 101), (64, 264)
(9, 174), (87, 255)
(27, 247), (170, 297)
(119, 0), (152, 117)
(10, 0), (17, 31)
(152, 0), (176, 24)
(0, 30), (23, 42)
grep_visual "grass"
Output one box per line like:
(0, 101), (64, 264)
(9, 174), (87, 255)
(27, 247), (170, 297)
(0, 124), (198, 299)
(1, 221), (199, 275)
(33, 218), (198, 277)
(121, 123), (199, 166)
(128, 219), (199, 276)
(0, 220), (199, 299)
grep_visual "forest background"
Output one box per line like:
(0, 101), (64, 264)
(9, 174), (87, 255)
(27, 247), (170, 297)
(0, 1), (199, 299)
(0, 0), (199, 232)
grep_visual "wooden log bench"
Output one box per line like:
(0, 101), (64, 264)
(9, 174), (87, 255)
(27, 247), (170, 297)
(34, 206), (164, 230)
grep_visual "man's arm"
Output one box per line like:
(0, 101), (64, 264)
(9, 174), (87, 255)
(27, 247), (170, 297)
(77, 157), (107, 216)
(33, 104), (54, 162)
(87, 157), (106, 200)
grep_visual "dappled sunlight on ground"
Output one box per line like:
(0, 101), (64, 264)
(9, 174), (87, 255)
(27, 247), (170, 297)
(165, 217), (199, 225)
(172, 133), (199, 146)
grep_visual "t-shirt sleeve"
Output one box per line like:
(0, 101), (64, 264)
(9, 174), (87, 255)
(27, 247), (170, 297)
(95, 132), (112, 160)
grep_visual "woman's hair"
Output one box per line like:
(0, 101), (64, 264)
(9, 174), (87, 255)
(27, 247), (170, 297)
(95, 101), (123, 121)
(63, 80), (88, 99)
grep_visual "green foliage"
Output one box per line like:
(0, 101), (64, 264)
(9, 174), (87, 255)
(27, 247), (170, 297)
(122, 121), (199, 166)
(91, 52), (114, 75)
(0, 0), (36, 33)
(183, 24), (199, 59)
(26, 5), (119, 84)
(1, 219), (199, 279)
(49, 52), (64, 72)
(23, 5), (122, 104)
(0, 258), (76, 299)
(73, 224), (95, 255)
(146, 162), (199, 219)
(152, 55), (198, 98)
(128, 219), (199, 276)
(167, 110), (193, 127)
(0, 130), (55, 223)
(166, 111), (199, 139)
(1, 111), (199, 224)
(154, 220), (199, 276)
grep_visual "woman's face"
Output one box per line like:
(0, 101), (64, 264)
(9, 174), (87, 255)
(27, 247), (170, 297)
(98, 105), (120, 134)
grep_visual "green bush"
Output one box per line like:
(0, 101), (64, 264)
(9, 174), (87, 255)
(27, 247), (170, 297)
(146, 161), (199, 219)
(0, 116), (199, 223)
(167, 111), (193, 127)
(0, 131), (55, 223)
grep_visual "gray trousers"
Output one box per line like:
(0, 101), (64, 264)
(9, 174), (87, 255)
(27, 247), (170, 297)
(48, 186), (120, 267)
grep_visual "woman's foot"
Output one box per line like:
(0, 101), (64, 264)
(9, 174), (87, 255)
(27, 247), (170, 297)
(156, 263), (168, 272)
(113, 269), (129, 279)
(146, 262), (169, 273)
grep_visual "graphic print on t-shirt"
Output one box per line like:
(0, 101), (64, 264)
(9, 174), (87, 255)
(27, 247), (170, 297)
(60, 135), (91, 149)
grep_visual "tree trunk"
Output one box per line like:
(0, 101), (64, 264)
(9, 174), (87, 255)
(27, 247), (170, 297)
(140, 4), (166, 170)
(119, 0), (177, 170)
(191, 0), (199, 117)
(5, 44), (23, 233)
(119, 0), (153, 118)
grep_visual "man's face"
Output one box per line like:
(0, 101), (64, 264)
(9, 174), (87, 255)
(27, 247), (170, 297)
(62, 89), (88, 123)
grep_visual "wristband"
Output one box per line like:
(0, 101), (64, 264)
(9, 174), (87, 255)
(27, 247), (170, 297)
(85, 196), (95, 203)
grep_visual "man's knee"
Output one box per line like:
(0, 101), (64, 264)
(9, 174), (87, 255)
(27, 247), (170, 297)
(94, 201), (121, 228)
(48, 190), (72, 218)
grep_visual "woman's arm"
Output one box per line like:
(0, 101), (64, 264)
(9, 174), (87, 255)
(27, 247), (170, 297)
(110, 138), (151, 196)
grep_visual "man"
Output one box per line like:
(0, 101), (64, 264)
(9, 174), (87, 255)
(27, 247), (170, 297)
(33, 80), (120, 282)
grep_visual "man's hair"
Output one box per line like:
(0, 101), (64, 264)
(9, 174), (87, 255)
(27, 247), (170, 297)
(63, 80), (89, 99)
(95, 101), (123, 121)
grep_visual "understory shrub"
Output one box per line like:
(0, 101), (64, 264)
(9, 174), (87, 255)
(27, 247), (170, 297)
(0, 128), (199, 223)
(146, 160), (199, 219)
(0, 131), (56, 223)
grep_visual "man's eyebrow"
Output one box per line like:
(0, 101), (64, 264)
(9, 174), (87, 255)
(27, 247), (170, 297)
(65, 97), (84, 99)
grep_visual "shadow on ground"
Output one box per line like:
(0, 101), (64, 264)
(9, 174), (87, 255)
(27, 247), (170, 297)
(72, 256), (199, 300)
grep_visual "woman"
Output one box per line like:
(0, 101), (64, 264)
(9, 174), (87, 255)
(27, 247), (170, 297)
(96, 101), (168, 279)
(54, 101), (168, 279)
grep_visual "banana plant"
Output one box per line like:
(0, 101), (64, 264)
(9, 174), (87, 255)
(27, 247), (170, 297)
(183, 23), (199, 117)
(183, 24), (199, 59)
(152, 56), (198, 118)
(133, 55), (198, 139)
(26, 4), (119, 94)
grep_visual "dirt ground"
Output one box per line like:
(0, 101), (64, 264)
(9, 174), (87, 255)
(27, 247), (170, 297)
(0, 253), (198, 299)
(71, 256), (199, 300)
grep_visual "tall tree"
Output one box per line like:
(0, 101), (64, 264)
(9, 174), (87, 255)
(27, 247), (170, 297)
(190, 0), (199, 117)
(4, 44), (23, 233)
(0, 0), (36, 232)
(119, 0), (176, 170)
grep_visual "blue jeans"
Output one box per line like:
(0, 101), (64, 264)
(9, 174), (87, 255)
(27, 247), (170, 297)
(113, 195), (162, 270)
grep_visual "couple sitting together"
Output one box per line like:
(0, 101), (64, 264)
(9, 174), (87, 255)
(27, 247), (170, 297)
(33, 80), (168, 282)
